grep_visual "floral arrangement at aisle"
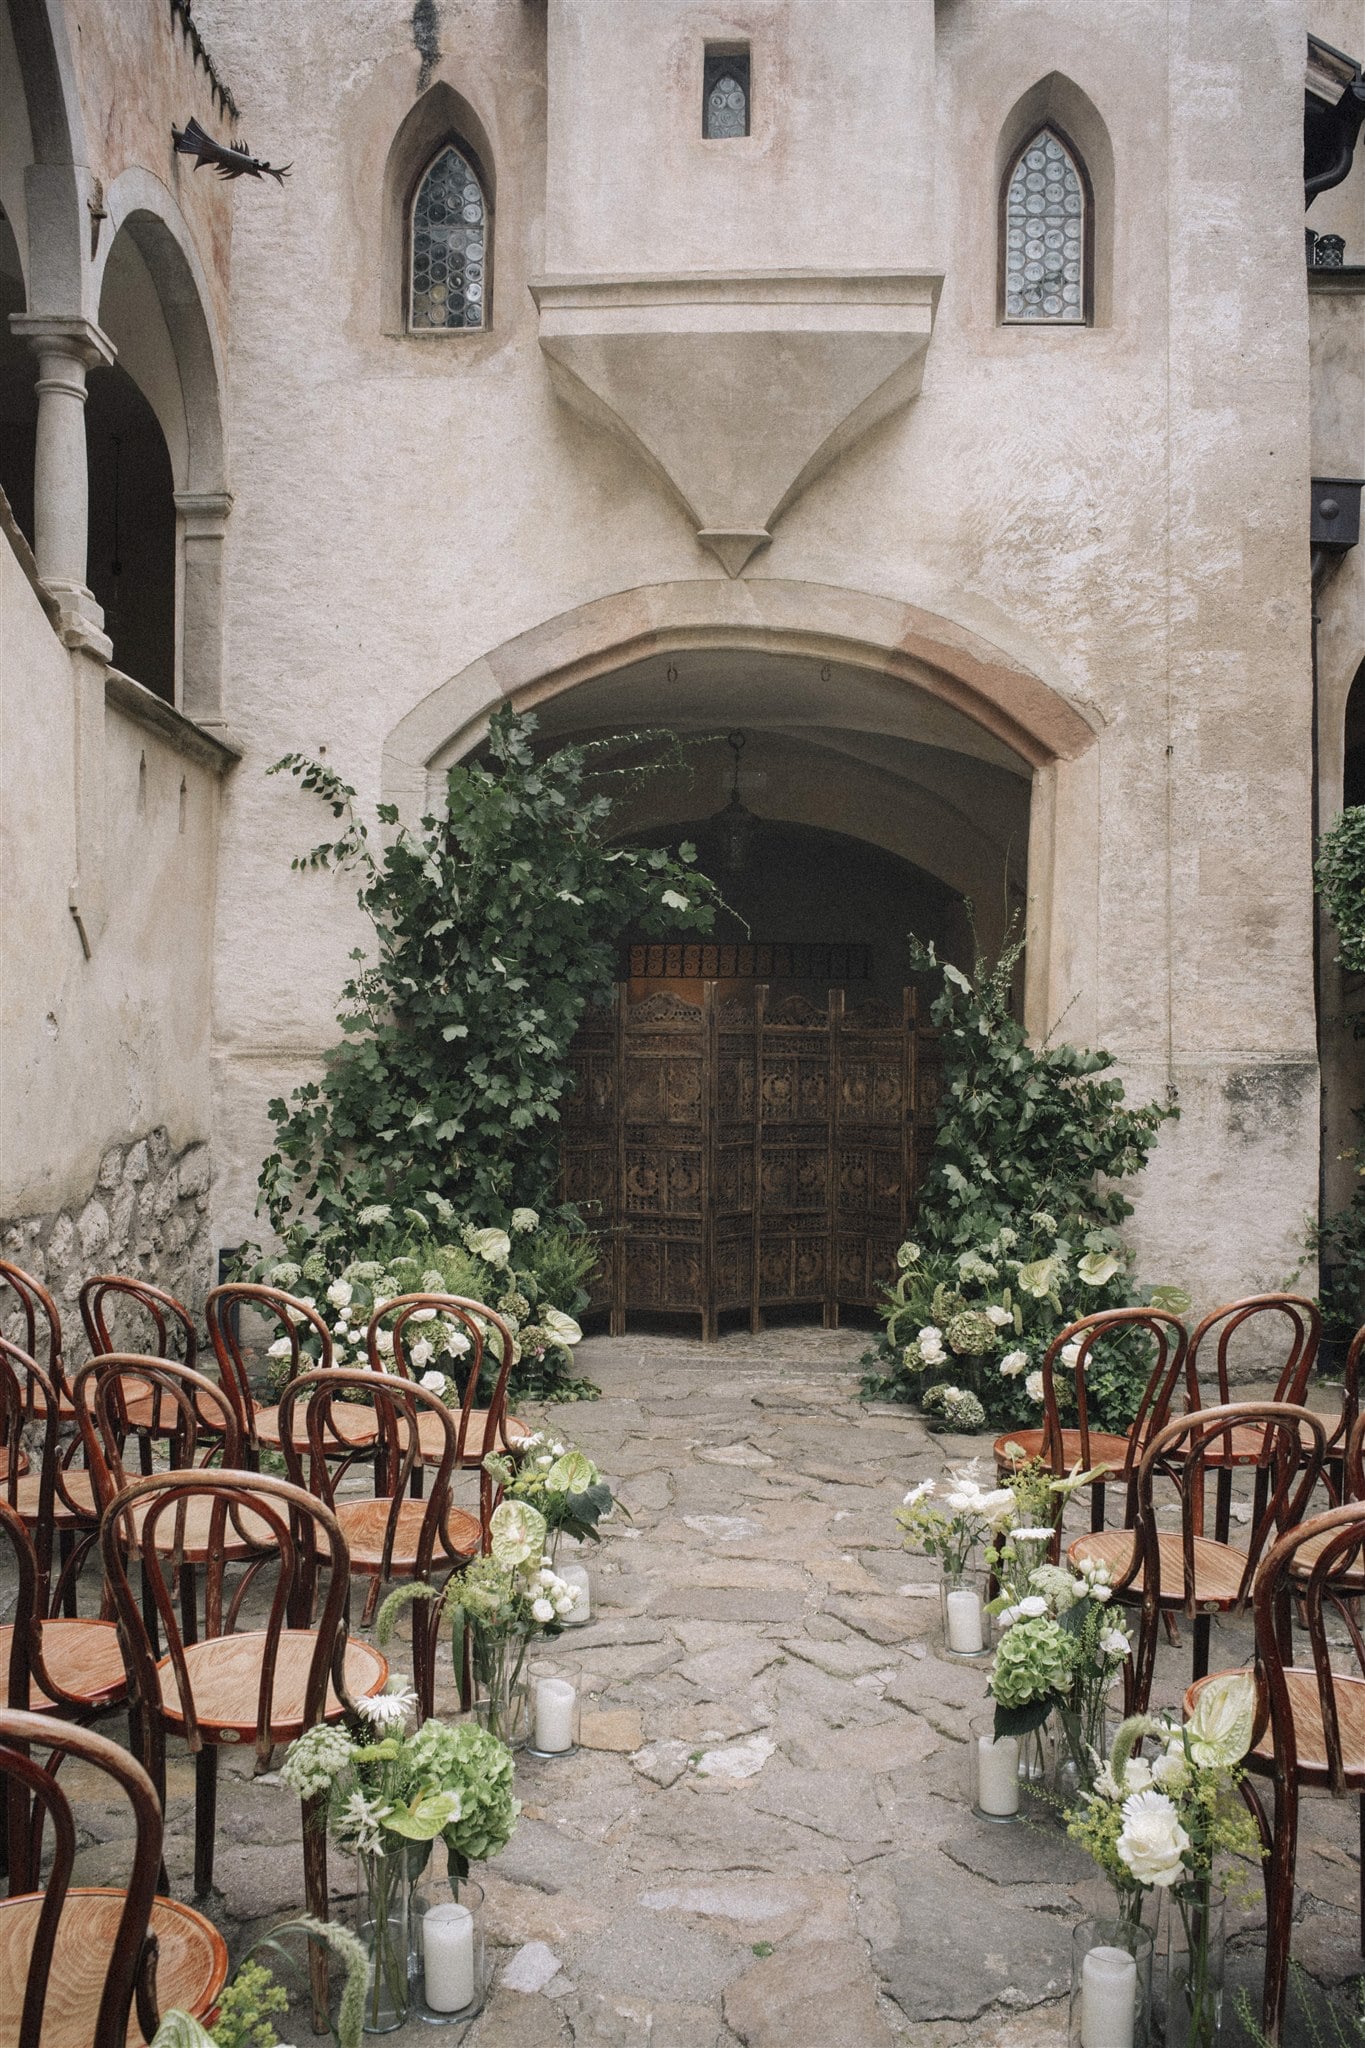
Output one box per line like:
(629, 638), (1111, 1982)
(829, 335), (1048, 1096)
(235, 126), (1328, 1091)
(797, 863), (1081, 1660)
(861, 929), (1186, 1432)
(150, 1916), (368, 2048)
(280, 1681), (519, 2032)
(1067, 1678), (1262, 2044)
(899, 1459), (1016, 1656)
(987, 1555), (1133, 1794)
(483, 1429), (620, 1553)
(252, 1199), (598, 1400)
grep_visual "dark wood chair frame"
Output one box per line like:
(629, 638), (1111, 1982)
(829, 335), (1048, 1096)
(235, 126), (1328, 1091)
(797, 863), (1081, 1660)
(79, 1275), (206, 1472)
(0, 1260), (69, 1415)
(0, 1706), (227, 2048)
(0, 1495), (127, 1722)
(1184, 1293), (1322, 1543)
(0, 1335), (98, 1618)
(98, 1467), (382, 2027)
(205, 1281), (382, 1477)
(365, 1293), (518, 1521)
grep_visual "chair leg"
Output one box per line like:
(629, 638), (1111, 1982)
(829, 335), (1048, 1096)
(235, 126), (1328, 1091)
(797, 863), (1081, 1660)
(1090, 1481), (1105, 1535)
(58, 1530), (77, 1618)
(301, 1791), (331, 2033)
(1192, 1613), (1212, 1683)
(194, 1745), (219, 1896)
(140, 1565), (161, 1660)
(361, 1576), (381, 1628)
(1214, 1467), (1232, 1546)
(1262, 1774), (1300, 2044)
(1359, 1794), (1365, 1956)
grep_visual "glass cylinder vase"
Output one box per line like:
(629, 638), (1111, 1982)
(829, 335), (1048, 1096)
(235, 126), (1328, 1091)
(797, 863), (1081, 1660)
(1068, 1915), (1153, 2048)
(941, 1567), (991, 1658)
(355, 1848), (412, 2034)
(409, 1877), (486, 2023)
(1160, 1883), (1225, 2048)
(527, 1673), (580, 1758)
(968, 1711), (1022, 1822)
(469, 1625), (532, 1748)
(1051, 1699), (1118, 1805)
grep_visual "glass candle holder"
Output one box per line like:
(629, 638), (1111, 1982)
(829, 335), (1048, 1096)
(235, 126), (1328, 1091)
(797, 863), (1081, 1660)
(1069, 1915), (1153, 2048)
(558, 1559), (592, 1625)
(1160, 1884), (1225, 2047)
(941, 1568), (992, 1657)
(409, 1878), (486, 2024)
(969, 1711), (1021, 1822)
(526, 1674), (580, 1758)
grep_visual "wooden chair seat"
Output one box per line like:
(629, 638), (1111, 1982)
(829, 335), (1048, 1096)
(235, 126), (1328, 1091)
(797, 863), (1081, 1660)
(995, 1426), (1135, 1475)
(0, 1884), (226, 2048)
(255, 1397), (380, 1453)
(12, 1469), (97, 1526)
(155, 1627), (388, 1741)
(0, 1446), (27, 1482)
(0, 1618), (128, 1712)
(1286, 1522), (1365, 1591)
(333, 1495), (480, 1573)
(23, 1384), (78, 1423)
(1069, 1527), (1249, 1607)
(415, 1408), (531, 1465)
(115, 1385), (226, 1437)
(120, 1494), (279, 1562)
(1186, 1667), (1365, 1786)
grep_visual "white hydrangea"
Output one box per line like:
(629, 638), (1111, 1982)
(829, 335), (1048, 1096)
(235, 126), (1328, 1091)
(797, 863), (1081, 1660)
(511, 1208), (540, 1233)
(279, 1722), (355, 1800)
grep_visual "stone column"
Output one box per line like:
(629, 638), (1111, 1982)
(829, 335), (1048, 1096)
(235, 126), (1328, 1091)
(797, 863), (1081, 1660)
(175, 489), (233, 725)
(9, 313), (115, 618)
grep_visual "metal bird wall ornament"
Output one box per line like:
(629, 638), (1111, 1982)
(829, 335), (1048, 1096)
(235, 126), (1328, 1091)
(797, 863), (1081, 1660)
(172, 118), (291, 185)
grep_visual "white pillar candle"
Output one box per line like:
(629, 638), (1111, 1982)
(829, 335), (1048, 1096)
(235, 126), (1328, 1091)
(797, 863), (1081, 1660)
(560, 1561), (591, 1623)
(945, 1586), (984, 1653)
(422, 1900), (475, 2012)
(976, 1733), (1020, 1817)
(1080, 1943), (1136, 2048)
(535, 1676), (576, 1753)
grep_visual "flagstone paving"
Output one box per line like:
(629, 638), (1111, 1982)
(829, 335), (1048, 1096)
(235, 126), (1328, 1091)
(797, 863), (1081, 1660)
(43, 1327), (1365, 2042)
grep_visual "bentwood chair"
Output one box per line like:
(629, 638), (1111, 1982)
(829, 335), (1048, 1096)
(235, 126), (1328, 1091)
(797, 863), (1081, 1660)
(0, 1498), (126, 1721)
(205, 1282), (379, 1468)
(99, 1469), (388, 2024)
(79, 1275), (207, 1472)
(994, 1308), (1192, 1544)
(74, 1356), (277, 1649)
(1322, 1322), (1365, 1504)
(278, 1367), (480, 1709)
(1185, 1457), (1365, 2041)
(0, 1339), (99, 1618)
(0, 1709), (227, 2048)
(1071, 1402), (1327, 1708)
(0, 1261), (72, 1421)
(365, 1294), (527, 1516)
(1184, 1294), (1321, 1542)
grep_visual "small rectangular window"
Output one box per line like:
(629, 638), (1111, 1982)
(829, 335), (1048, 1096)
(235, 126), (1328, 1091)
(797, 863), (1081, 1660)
(703, 46), (750, 139)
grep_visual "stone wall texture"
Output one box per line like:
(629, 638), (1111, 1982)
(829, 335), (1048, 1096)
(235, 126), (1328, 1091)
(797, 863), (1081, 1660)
(1, 1125), (214, 1332)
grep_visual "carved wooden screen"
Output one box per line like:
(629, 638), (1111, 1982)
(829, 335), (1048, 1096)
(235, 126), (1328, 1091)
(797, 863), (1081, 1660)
(561, 985), (941, 1339)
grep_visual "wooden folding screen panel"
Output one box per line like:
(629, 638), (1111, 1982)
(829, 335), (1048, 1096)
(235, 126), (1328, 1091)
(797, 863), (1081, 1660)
(561, 985), (941, 1339)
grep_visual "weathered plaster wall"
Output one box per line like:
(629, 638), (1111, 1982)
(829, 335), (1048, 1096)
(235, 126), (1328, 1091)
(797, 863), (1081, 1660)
(196, 0), (1322, 1319)
(0, 532), (224, 1302)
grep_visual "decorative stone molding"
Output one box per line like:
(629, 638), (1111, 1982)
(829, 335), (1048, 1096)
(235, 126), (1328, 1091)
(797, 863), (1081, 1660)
(105, 668), (241, 774)
(0, 1126), (214, 1330)
(531, 272), (942, 574)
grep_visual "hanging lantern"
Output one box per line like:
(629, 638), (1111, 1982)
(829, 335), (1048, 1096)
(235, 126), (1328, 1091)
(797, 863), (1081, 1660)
(709, 730), (759, 875)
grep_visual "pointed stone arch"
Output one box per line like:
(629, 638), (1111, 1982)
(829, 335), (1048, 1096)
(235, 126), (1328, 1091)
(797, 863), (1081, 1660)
(381, 81), (497, 335)
(996, 73), (1115, 327)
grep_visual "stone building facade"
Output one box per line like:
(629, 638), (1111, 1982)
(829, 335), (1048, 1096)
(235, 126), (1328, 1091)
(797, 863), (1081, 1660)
(1, 0), (1362, 1322)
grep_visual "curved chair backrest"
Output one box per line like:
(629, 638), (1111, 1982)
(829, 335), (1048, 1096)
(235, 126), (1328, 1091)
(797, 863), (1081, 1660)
(278, 1367), (461, 1582)
(366, 1293), (516, 1462)
(80, 1274), (198, 1378)
(0, 1337), (87, 1603)
(205, 1282), (335, 1443)
(1187, 1293), (1321, 1422)
(72, 1354), (243, 1514)
(0, 1498), (43, 1713)
(98, 1468), (358, 1761)
(1040, 1306), (1191, 1481)
(1253, 1484), (1365, 1797)
(0, 1706), (172, 2048)
(1331, 1322), (1365, 1471)
(0, 1261), (65, 1408)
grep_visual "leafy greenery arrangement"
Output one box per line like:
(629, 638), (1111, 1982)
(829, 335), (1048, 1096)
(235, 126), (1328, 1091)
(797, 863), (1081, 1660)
(1317, 806), (1365, 983)
(862, 928), (1183, 1429)
(254, 1202), (598, 1400)
(483, 1429), (620, 1547)
(257, 709), (721, 1251)
(149, 1916), (368, 2048)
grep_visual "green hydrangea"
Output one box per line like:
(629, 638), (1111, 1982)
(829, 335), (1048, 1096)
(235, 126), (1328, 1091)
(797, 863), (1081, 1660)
(406, 1720), (520, 1873)
(989, 1615), (1074, 1710)
(945, 1310), (999, 1357)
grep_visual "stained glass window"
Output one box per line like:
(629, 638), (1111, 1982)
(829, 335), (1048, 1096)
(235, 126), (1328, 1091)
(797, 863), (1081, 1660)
(704, 48), (750, 138)
(1002, 129), (1086, 325)
(410, 145), (488, 331)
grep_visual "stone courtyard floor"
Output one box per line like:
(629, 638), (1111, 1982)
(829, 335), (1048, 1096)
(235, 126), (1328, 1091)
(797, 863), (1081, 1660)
(50, 1327), (1365, 2043)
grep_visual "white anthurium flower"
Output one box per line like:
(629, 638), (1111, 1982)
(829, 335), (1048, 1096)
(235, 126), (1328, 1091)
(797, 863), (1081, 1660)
(896, 1242), (921, 1268)
(326, 1279), (353, 1309)
(409, 1338), (434, 1370)
(420, 1370), (447, 1394)
(267, 1336), (294, 1360)
(1078, 1251), (1122, 1287)
(543, 1307), (583, 1346)
(490, 1499), (548, 1568)
(1117, 1790), (1189, 1887)
(999, 1349), (1028, 1377)
(1017, 1255), (1065, 1299)
(1185, 1671), (1256, 1768)
(661, 890), (690, 911)
(1025, 1370), (1045, 1402)
(985, 1305), (1013, 1328)
(467, 1228), (512, 1269)
(511, 1207), (540, 1233)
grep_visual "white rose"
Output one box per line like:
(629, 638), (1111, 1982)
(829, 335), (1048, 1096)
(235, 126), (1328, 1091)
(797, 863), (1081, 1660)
(332, 1322), (349, 1340)
(1090, 1582), (1113, 1603)
(1152, 1749), (1190, 1792)
(326, 1279), (353, 1309)
(410, 1307), (437, 1324)
(442, 1328), (471, 1357)
(420, 1370), (447, 1393)
(1017, 1595), (1049, 1618)
(267, 1336), (294, 1359)
(985, 1305), (1012, 1327)
(409, 1338), (434, 1370)
(1060, 1342), (1082, 1371)
(531, 1597), (555, 1624)
(1117, 1790), (1189, 1888)
(1101, 1629), (1131, 1660)
(999, 1350), (1028, 1377)
(1025, 1371), (1045, 1402)
(374, 1329), (394, 1356)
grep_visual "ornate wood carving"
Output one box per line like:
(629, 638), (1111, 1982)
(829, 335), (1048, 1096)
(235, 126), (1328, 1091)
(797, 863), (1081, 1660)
(562, 985), (941, 1340)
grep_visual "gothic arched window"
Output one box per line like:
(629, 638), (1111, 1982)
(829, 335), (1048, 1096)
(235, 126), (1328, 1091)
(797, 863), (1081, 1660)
(409, 143), (489, 331)
(1001, 127), (1088, 325)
